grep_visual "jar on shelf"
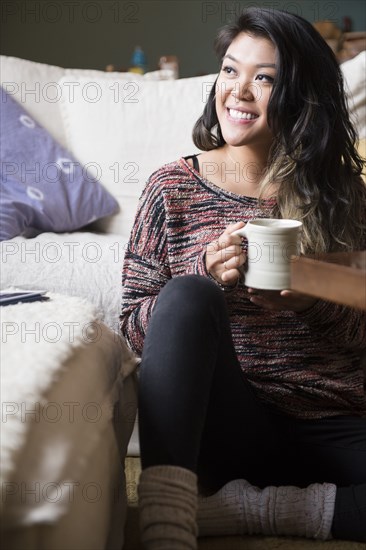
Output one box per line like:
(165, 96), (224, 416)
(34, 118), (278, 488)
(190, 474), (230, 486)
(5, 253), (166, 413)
(129, 46), (147, 74)
(159, 55), (179, 79)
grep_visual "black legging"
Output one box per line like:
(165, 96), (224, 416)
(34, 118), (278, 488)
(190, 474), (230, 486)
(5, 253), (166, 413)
(138, 275), (366, 541)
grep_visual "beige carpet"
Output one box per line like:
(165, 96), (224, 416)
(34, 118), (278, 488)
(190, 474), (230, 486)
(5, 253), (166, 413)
(124, 458), (365, 550)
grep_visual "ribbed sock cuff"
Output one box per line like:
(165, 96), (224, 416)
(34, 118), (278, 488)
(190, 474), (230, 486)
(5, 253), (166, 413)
(138, 465), (198, 549)
(315, 483), (337, 540)
(140, 465), (198, 490)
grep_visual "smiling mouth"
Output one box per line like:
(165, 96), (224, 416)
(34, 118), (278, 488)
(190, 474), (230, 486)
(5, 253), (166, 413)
(227, 108), (259, 120)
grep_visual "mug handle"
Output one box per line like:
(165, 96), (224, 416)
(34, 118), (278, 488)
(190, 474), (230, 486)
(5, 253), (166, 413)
(231, 225), (248, 238)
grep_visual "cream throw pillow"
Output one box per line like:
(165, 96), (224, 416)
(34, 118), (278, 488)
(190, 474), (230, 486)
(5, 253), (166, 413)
(0, 55), (144, 148)
(58, 73), (217, 237)
(341, 51), (366, 140)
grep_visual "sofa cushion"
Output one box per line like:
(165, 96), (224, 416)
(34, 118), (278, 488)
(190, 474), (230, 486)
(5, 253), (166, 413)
(0, 56), (144, 147)
(58, 73), (217, 237)
(0, 56), (68, 147)
(341, 50), (366, 140)
(0, 87), (119, 241)
(0, 55), (173, 149)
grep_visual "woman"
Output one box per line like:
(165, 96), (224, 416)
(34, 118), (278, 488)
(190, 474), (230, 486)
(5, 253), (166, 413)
(120, 7), (366, 548)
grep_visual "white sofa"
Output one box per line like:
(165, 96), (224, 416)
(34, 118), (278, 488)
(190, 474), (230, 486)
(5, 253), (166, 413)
(0, 54), (217, 550)
(0, 51), (365, 550)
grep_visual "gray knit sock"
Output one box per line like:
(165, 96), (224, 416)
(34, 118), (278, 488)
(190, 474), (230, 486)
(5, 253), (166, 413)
(197, 479), (336, 540)
(138, 465), (198, 549)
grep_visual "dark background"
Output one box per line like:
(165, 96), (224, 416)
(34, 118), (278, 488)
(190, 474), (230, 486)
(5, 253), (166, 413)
(1, 0), (366, 77)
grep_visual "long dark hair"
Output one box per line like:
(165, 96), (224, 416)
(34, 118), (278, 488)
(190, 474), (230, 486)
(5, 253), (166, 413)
(193, 8), (366, 253)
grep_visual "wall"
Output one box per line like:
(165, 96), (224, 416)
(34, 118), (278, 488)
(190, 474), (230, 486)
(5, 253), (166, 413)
(1, 0), (365, 77)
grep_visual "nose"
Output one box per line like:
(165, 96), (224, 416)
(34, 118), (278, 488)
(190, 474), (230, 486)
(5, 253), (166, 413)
(231, 80), (257, 102)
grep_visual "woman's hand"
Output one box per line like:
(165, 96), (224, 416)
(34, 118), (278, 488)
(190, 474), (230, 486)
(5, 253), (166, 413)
(247, 288), (317, 312)
(206, 222), (246, 286)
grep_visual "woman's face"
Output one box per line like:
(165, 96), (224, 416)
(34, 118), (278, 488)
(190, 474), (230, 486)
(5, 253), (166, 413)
(215, 32), (276, 154)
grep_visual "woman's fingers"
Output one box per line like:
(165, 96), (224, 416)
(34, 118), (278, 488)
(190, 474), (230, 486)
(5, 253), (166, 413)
(216, 222), (245, 250)
(220, 244), (243, 263)
(221, 267), (241, 283)
(247, 288), (317, 312)
(223, 252), (245, 270)
(206, 222), (246, 285)
(223, 221), (245, 235)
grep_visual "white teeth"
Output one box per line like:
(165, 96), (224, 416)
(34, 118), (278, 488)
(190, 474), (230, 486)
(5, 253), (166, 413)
(229, 108), (258, 120)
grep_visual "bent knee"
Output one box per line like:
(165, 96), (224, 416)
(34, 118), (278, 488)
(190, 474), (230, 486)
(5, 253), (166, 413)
(160, 275), (224, 309)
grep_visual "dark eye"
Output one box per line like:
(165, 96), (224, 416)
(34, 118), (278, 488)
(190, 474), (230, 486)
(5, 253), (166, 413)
(222, 65), (237, 76)
(256, 74), (274, 83)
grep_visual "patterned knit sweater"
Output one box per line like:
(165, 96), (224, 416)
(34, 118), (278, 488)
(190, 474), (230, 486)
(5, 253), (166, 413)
(120, 157), (366, 419)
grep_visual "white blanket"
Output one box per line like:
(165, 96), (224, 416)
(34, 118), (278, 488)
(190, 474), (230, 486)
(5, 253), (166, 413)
(0, 291), (138, 492)
(0, 232), (128, 331)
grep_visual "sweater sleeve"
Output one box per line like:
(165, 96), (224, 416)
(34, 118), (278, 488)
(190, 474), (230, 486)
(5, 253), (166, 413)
(120, 174), (171, 356)
(297, 299), (366, 351)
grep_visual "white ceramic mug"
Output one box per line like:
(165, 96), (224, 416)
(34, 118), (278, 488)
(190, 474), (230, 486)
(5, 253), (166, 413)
(232, 218), (303, 290)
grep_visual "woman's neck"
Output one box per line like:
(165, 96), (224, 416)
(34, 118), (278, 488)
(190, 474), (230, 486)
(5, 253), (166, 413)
(219, 145), (275, 197)
(194, 145), (277, 199)
(224, 145), (269, 187)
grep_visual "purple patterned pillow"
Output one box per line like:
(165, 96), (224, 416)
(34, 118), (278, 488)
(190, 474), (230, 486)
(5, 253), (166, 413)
(0, 87), (119, 241)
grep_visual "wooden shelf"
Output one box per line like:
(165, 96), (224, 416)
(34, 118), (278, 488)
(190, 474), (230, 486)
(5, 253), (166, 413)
(290, 251), (366, 310)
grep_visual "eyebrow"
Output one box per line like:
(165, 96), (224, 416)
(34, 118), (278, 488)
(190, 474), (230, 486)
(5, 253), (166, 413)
(223, 54), (276, 68)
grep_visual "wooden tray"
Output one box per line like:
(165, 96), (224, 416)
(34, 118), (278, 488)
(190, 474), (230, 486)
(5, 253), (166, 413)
(290, 251), (366, 310)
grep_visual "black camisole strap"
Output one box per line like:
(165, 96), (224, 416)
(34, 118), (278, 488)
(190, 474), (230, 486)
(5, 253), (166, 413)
(184, 154), (200, 173)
